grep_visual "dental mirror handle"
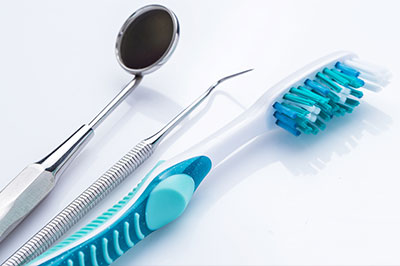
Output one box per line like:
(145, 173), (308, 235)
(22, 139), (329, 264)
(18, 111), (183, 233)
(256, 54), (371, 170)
(89, 76), (142, 129)
(0, 77), (142, 242)
(39, 76), (142, 176)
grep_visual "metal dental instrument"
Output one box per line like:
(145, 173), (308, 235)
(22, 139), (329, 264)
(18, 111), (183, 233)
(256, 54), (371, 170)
(3, 69), (253, 266)
(0, 5), (179, 243)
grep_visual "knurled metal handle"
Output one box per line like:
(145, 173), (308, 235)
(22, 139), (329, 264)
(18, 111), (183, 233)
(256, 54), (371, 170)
(2, 140), (153, 266)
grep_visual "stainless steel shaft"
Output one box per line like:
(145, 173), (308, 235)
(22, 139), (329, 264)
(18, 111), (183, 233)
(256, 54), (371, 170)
(2, 140), (153, 266)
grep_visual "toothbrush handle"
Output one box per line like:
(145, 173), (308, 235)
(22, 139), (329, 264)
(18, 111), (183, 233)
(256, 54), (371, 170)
(29, 156), (212, 266)
(3, 140), (154, 266)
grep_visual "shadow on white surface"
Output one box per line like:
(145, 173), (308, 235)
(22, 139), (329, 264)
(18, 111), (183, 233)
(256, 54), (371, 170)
(204, 102), (393, 193)
(134, 89), (238, 157)
(114, 102), (393, 265)
(124, 86), (184, 125)
(66, 84), (203, 174)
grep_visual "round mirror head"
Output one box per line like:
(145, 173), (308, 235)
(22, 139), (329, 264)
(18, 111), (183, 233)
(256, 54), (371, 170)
(116, 5), (179, 75)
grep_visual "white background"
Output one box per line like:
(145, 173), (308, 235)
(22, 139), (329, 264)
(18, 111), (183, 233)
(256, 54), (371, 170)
(0, 0), (399, 265)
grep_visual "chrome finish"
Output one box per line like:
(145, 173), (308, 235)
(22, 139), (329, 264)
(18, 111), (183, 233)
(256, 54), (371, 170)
(88, 76), (142, 129)
(0, 125), (94, 243)
(2, 69), (252, 266)
(0, 4), (179, 243)
(0, 164), (54, 244)
(146, 69), (254, 146)
(38, 125), (94, 178)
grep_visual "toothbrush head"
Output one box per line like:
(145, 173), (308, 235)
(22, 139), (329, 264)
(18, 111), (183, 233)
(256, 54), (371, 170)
(271, 52), (391, 136)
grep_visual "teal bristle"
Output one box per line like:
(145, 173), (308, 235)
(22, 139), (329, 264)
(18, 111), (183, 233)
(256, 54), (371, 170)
(327, 100), (340, 113)
(334, 106), (346, 116)
(349, 88), (363, 98)
(331, 68), (364, 88)
(317, 109), (332, 121)
(316, 72), (342, 92)
(317, 101), (333, 113)
(323, 68), (349, 86)
(290, 86), (330, 104)
(283, 93), (315, 106)
(294, 116), (311, 128)
(297, 123), (312, 134)
(344, 97), (360, 107)
(306, 121), (319, 135)
(314, 118), (326, 130)
(281, 102), (309, 116)
(272, 60), (368, 136)
(337, 103), (353, 113)
(327, 91), (340, 103)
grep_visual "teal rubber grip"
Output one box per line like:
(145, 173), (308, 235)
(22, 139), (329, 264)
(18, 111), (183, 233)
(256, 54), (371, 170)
(30, 155), (212, 266)
(146, 174), (195, 230)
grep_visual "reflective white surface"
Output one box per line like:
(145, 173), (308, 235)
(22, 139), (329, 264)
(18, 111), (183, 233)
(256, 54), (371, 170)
(0, 0), (399, 265)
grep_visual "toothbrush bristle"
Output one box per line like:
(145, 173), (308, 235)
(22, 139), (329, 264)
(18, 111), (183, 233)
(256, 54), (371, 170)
(272, 58), (390, 136)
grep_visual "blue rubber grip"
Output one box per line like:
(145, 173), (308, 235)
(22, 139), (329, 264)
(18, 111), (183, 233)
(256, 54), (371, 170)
(30, 156), (212, 266)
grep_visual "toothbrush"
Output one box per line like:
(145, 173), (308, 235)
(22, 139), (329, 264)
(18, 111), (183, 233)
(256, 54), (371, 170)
(29, 51), (390, 266)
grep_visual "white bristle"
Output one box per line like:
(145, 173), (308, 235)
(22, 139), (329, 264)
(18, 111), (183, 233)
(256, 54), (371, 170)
(362, 79), (383, 92)
(340, 95), (347, 104)
(339, 86), (352, 95)
(306, 113), (317, 122)
(346, 92), (361, 102)
(330, 89), (347, 104)
(337, 93), (347, 104)
(283, 100), (316, 113)
(351, 57), (391, 78)
(327, 81), (352, 96)
(359, 72), (390, 86)
(312, 106), (321, 115)
(344, 59), (391, 79)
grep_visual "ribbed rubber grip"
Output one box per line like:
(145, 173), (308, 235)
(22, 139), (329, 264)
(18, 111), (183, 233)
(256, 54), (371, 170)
(32, 174), (195, 266)
(2, 140), (153, 266)
(28, 156), (212, 266)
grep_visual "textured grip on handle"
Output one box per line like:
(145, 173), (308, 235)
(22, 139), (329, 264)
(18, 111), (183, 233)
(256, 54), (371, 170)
(33, 173), (195, 266)
(3, 140), (153, 266)
(28, 156), (212, 266)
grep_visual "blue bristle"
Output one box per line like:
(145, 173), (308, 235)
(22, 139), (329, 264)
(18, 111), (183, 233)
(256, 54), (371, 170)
(272, 60), (371, 136)
(273, 111), (297, 129)
(335, 62), (360, 77)
(272, 102), (297, 119)
(305, 79), (330, 96)
(275, 120), (301, 136)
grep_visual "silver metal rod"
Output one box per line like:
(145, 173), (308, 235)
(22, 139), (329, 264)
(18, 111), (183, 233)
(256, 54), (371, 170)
(88, 76), (142, 129)
(146, 69), (253, 146)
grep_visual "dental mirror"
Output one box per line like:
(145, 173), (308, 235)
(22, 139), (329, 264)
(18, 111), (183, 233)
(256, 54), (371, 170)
(0, 4), (179, 242)
(90, 4), (179, 129)
(116, 6), (178, 74)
